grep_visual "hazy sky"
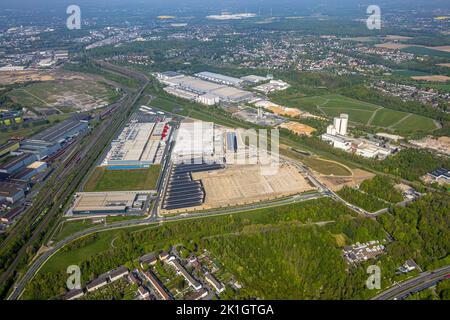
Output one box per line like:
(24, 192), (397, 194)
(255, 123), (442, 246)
(0, 0), (448, 15)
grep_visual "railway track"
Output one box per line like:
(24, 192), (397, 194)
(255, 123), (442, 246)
(0, 62), (148, 298)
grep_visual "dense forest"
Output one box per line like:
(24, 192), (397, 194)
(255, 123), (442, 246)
(359, 176), (404, 204)
(338, 186), (388, 213)
(378, 194), (450, 270)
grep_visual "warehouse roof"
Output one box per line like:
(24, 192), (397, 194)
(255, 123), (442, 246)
(196, 71), (243, 85)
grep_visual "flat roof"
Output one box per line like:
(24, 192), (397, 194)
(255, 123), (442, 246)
(210, 86), (253, 100)
(33, 115), (88, 142)
(173, 121), (215, 158)
(429, 168), (450, 178)
(167, 76), (225, 93)
(0, 152), (35, 170)
(196, 71), (243, 85)
(27, 161), (46, 169)
(240, 75), (268, 82)
(72, 191), (141, 212)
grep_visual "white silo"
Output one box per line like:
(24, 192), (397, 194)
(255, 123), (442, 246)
(339, 114), (349, 136)
(333, 117), (341, 134)
(326, 125), (335, 135)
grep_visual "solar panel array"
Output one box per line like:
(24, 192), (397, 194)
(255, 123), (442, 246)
(163, 163), (224, 210)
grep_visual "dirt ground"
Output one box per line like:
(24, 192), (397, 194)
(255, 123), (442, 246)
(267, 105), (303, 117)
(0, 68), (96, 85)
(278, 121), (316, 136)
(318, 168), (375, 191)
(410, 136), (450, 155)
(411, 75), (450, 82)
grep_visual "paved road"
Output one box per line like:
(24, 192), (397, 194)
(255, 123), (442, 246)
(371, 265), (450, 300)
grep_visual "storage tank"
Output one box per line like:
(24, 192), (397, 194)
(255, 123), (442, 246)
(333, 117), (341, 134)
(339, 114), (349, 136)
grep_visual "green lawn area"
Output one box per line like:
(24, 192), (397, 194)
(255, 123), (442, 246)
(370, 108), (407, 127)
(41, 231), (119, 273)
(84, 165), (161, 192)
(391, 114), (438, 132)
(272, 93), (438, 132)
(337, 187), (387, 213)
(301, 157), (352, 176)
(53, 220), (95, 242)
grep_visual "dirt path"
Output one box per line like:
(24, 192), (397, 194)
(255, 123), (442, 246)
(367, 107), (384, 126)
(388, 113), (412, 129)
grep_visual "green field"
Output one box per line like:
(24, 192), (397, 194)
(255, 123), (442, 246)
(84, 165), (161, 192)
(273, 94), (437, 132)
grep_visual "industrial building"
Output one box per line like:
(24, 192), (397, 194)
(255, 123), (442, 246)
(208, 86), (254, 103)
(427, 168), (450, 184)
(165, 76), (224, 95)
(163, 86), (198, 101)
(102, 117), (170, 169)
(327, 113), (349, 136)
(240, 75), (268, 84)
(0, 152), (37, 174)
(196, 93), (220, 106)
(0, 181), (28, 204)
(321, 114), (393, 159)
(32, 115), (89, 144)
(19, 115), (89, 160)
(156, 71), (184, 81)
(172, 121), (221, 163)
(71, 191), (151, 215)
(157, 72), (254, 104)
(254, 79), (290, 94)
(195, 71), (243, 87)
(0, 141), (20, 158)
(10, 161), (47, 182)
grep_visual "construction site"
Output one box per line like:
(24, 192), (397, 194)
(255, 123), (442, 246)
(160, 119), (316, 215)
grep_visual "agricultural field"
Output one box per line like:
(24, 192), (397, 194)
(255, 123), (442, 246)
(6, 79), (119, 113)
(272, 94), (437, 132)
(83, 165), (161, 192)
